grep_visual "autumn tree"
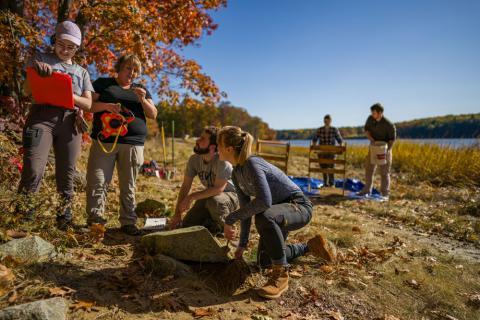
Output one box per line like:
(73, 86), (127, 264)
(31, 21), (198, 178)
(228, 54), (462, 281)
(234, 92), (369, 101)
(0, 0), (226, 131)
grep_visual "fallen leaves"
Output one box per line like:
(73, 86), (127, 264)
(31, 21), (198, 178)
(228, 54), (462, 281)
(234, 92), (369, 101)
(192, 307), (215, 318)
(404, 279), (421, 289)
(89, 223), (106, 243)
(48, 286), (76, 297)
(325, 310), (344, 320)
(5, 229), (27, 239)
(289, 270), (303, 278)
(0, 263), (15, 296)
(70, 300), (97, 312)
(320, 265), (334, 274)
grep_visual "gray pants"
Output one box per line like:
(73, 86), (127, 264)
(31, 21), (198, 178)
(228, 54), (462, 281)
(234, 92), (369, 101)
(86, 140), (144, 226)
(19, 105), (81, 201)
(362, 149), (392, 196)
(317, 152), (335, 186)
(182, 192), (239, 233)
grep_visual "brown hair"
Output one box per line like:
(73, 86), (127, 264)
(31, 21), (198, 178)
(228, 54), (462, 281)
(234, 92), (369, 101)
(370, 102), (384, 113)
(204, 126), (219, 148)
(218, 126), (254, 165)
(114, 54), (142, 74)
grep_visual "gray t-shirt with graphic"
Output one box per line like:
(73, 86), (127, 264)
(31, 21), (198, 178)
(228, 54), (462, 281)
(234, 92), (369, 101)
(186, 154), (235, 192)
(29, 51), (94, 97)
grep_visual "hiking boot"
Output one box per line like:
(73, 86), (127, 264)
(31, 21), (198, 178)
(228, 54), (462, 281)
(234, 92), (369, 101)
(257, 265), (289, 299)
(56, 214), (73, 231)
(56, 205), (73, 230)
(307, 234), (337, 262)
(120, 224), (143, 236)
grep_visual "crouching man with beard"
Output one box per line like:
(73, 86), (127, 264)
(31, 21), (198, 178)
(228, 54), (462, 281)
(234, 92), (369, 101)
(169, 126), (239, 235)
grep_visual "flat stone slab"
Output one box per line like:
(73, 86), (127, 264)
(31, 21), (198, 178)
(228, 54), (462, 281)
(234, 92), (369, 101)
(0, 236), (55, 264)
(141, 226), (230, 262)
(0, 297), (68, 320)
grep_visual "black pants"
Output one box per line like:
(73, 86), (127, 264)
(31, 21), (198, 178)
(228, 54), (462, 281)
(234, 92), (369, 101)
(255, 192), (312, 267)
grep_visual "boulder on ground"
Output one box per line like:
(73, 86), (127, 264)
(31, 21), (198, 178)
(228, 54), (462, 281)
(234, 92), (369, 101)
(0, 236), (55, 264)
(141, 226), (230, 262)
(136, 199), (168, 217)
(0, 297), (68, 320)
(145, 253), (194, 278)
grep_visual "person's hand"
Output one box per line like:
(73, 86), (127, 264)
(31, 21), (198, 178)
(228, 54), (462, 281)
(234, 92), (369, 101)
(104, 103), (121, 113)
(234, 246), (246, 259)
(74, 109), (89, 133)
(178, 195), (192, 213)
(132, 87), (147, 101)
(33, 60), (53, 77)
(224, 224), (237, 241)
(169, 214), (182, 230)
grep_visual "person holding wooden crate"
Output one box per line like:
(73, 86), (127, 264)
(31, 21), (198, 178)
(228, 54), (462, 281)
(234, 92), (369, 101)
(357, 103), (396, 199)
(312, 114), (344, 187)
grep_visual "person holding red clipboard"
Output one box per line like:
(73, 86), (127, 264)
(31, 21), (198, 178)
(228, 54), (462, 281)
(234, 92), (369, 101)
(19, 21), (94, 230)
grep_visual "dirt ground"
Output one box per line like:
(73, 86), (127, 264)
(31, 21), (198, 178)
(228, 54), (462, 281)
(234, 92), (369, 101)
(1, 137), (479, 320)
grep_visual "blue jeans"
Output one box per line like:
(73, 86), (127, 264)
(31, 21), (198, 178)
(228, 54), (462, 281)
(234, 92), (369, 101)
(255, 192), (312, 267)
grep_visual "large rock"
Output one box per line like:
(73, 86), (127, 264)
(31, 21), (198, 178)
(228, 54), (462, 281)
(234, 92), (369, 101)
(0, 297), (68, 320)
(141, 226), (230, 262)
(136, 199), (168, 218)
(0, 236), (55, 264)
(145, 254), (194, 278)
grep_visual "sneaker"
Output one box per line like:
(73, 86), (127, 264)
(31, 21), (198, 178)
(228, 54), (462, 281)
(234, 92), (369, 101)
(257, 265), (289, 299)
(307, 234), (337, 262)
(356, 190), (370, 197)
(120, 224), (143, 236)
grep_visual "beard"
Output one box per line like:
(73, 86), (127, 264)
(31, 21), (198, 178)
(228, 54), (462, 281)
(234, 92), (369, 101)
(193, 144), (210, 155)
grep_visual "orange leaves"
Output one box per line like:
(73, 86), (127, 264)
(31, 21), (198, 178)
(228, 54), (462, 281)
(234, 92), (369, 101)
(0, 264), (15, 296)
(49, 286), (76, 297)
(193, 307), (216, 318)
(70, 300), (96, 312)
(89, 223), (106, 243)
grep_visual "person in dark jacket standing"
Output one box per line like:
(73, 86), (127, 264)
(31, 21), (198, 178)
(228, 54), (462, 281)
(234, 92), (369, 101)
(357, 103), (396, 198)
(218, 126), (336, 300)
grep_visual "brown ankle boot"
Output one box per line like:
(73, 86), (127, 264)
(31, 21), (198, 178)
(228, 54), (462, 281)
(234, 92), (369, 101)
(307, 234), (337, 262)
(257, 265), (289, 299)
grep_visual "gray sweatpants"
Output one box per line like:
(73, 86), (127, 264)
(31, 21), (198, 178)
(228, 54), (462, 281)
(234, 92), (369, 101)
(86, 140), (144, 226)
(362, 149), (393, 196)
(182, 192), (239, 233)
(19, 105), (81, 201)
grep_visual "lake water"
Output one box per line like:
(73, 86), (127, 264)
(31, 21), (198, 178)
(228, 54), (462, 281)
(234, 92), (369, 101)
(283, 138), (479, 148)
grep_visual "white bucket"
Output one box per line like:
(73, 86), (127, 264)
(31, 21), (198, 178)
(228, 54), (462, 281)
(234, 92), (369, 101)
(370, 142), (387, 165)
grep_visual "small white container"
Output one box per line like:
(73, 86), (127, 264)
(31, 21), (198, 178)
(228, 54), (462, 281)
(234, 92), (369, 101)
(370, 142), (387, 165)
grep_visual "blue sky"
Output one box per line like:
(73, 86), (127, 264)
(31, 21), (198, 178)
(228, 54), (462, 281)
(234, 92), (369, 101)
(182, 0), (480, 129)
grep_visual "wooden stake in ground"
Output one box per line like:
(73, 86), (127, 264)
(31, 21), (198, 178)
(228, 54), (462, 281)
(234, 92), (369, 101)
(171, 120), (175, 169)
(161, 122), (167, 169)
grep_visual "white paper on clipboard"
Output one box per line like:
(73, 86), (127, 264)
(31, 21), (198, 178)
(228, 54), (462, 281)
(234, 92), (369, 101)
(143, 218), (167, 231)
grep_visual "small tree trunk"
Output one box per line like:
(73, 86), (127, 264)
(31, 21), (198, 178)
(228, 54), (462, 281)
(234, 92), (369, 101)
(57, 0), (72, 22)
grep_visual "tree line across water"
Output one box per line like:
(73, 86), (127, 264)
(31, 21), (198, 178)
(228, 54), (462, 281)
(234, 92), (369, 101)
(275, 113), (480, 140)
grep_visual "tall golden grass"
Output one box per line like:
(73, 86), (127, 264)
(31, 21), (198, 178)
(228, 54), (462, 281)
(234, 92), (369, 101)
(347, 142), (480, 187)
(263, 141), (480, 187)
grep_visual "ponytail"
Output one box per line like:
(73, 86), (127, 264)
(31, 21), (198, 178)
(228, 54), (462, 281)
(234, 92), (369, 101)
(218, 126), (254, 165)
(238, 131), (254, 165)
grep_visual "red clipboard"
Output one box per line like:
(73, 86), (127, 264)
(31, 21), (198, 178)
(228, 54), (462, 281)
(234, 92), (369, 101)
(26, 67), (74, 109)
